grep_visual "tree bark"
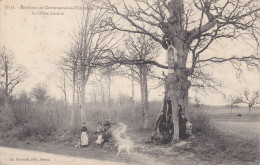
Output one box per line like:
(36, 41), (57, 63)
(143, 73), (149, 129)
(108, 75), (111, 121)
(5, 62), (8, 96)
(80, 82), (86, 123)
(167, 69), (191, 142)
(76, 81), (81, 127)
(140, 65), (149, 129)
(62, 73), (67, 118)
(131, 69), (135, 121)
(70, 72), (76, 127)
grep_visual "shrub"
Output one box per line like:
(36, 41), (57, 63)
(17, 123), (56, 141)
(187, 109), (212, 135)
(1, 110), (56, 142)
(0, 106), (15, 132)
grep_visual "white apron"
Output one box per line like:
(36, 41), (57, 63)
(96, 134), (103, 144)
(81, 132), (89, 146)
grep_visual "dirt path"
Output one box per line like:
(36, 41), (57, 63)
(113, 123), (171, 165)
(112, 123), (252, 165)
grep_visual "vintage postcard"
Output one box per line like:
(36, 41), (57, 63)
(0, 0), (259, 165)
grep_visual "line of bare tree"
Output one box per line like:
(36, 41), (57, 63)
(0, 47), (27, 100)
(0, 48), (68, 131)
(58, 1), (119, 127)
(223, 89), (260, 112)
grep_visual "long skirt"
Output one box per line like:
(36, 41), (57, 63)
(81, 132), (89, 146)
(96, 134), (103, 144)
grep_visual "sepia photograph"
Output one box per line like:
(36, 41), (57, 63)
(0, 0), (259, 164)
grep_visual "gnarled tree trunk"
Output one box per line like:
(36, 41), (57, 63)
(153, 68), (190, 143)
(154, 0), (191, 142)
(167, 69), (190, 142)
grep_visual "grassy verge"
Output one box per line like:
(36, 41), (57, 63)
(185, 110), (259, 163)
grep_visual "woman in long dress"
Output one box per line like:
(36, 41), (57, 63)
(95, 123), (104, 146)
(80, 123), (89, 147)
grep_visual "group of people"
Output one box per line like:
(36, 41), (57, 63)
(94, 118), (112, 147)
(153, 105), (192, 143)
(76, 118), (111, 148)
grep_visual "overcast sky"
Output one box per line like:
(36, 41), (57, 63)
(1, 0), (259, 105)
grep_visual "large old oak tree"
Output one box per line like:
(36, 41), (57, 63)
(99, 0), (260, 142)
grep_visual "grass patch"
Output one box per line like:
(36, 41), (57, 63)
(187, 109), (259, 163)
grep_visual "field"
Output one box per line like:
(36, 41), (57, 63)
(205, 106), (260, 144)
(204, 106), (260, 122)
(195, 106), (260, 164)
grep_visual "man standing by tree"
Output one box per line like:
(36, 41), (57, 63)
(179, 113), (188, 140)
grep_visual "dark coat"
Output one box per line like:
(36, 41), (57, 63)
(103, 121), (111, 131)
(179, 117), (187, 139)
